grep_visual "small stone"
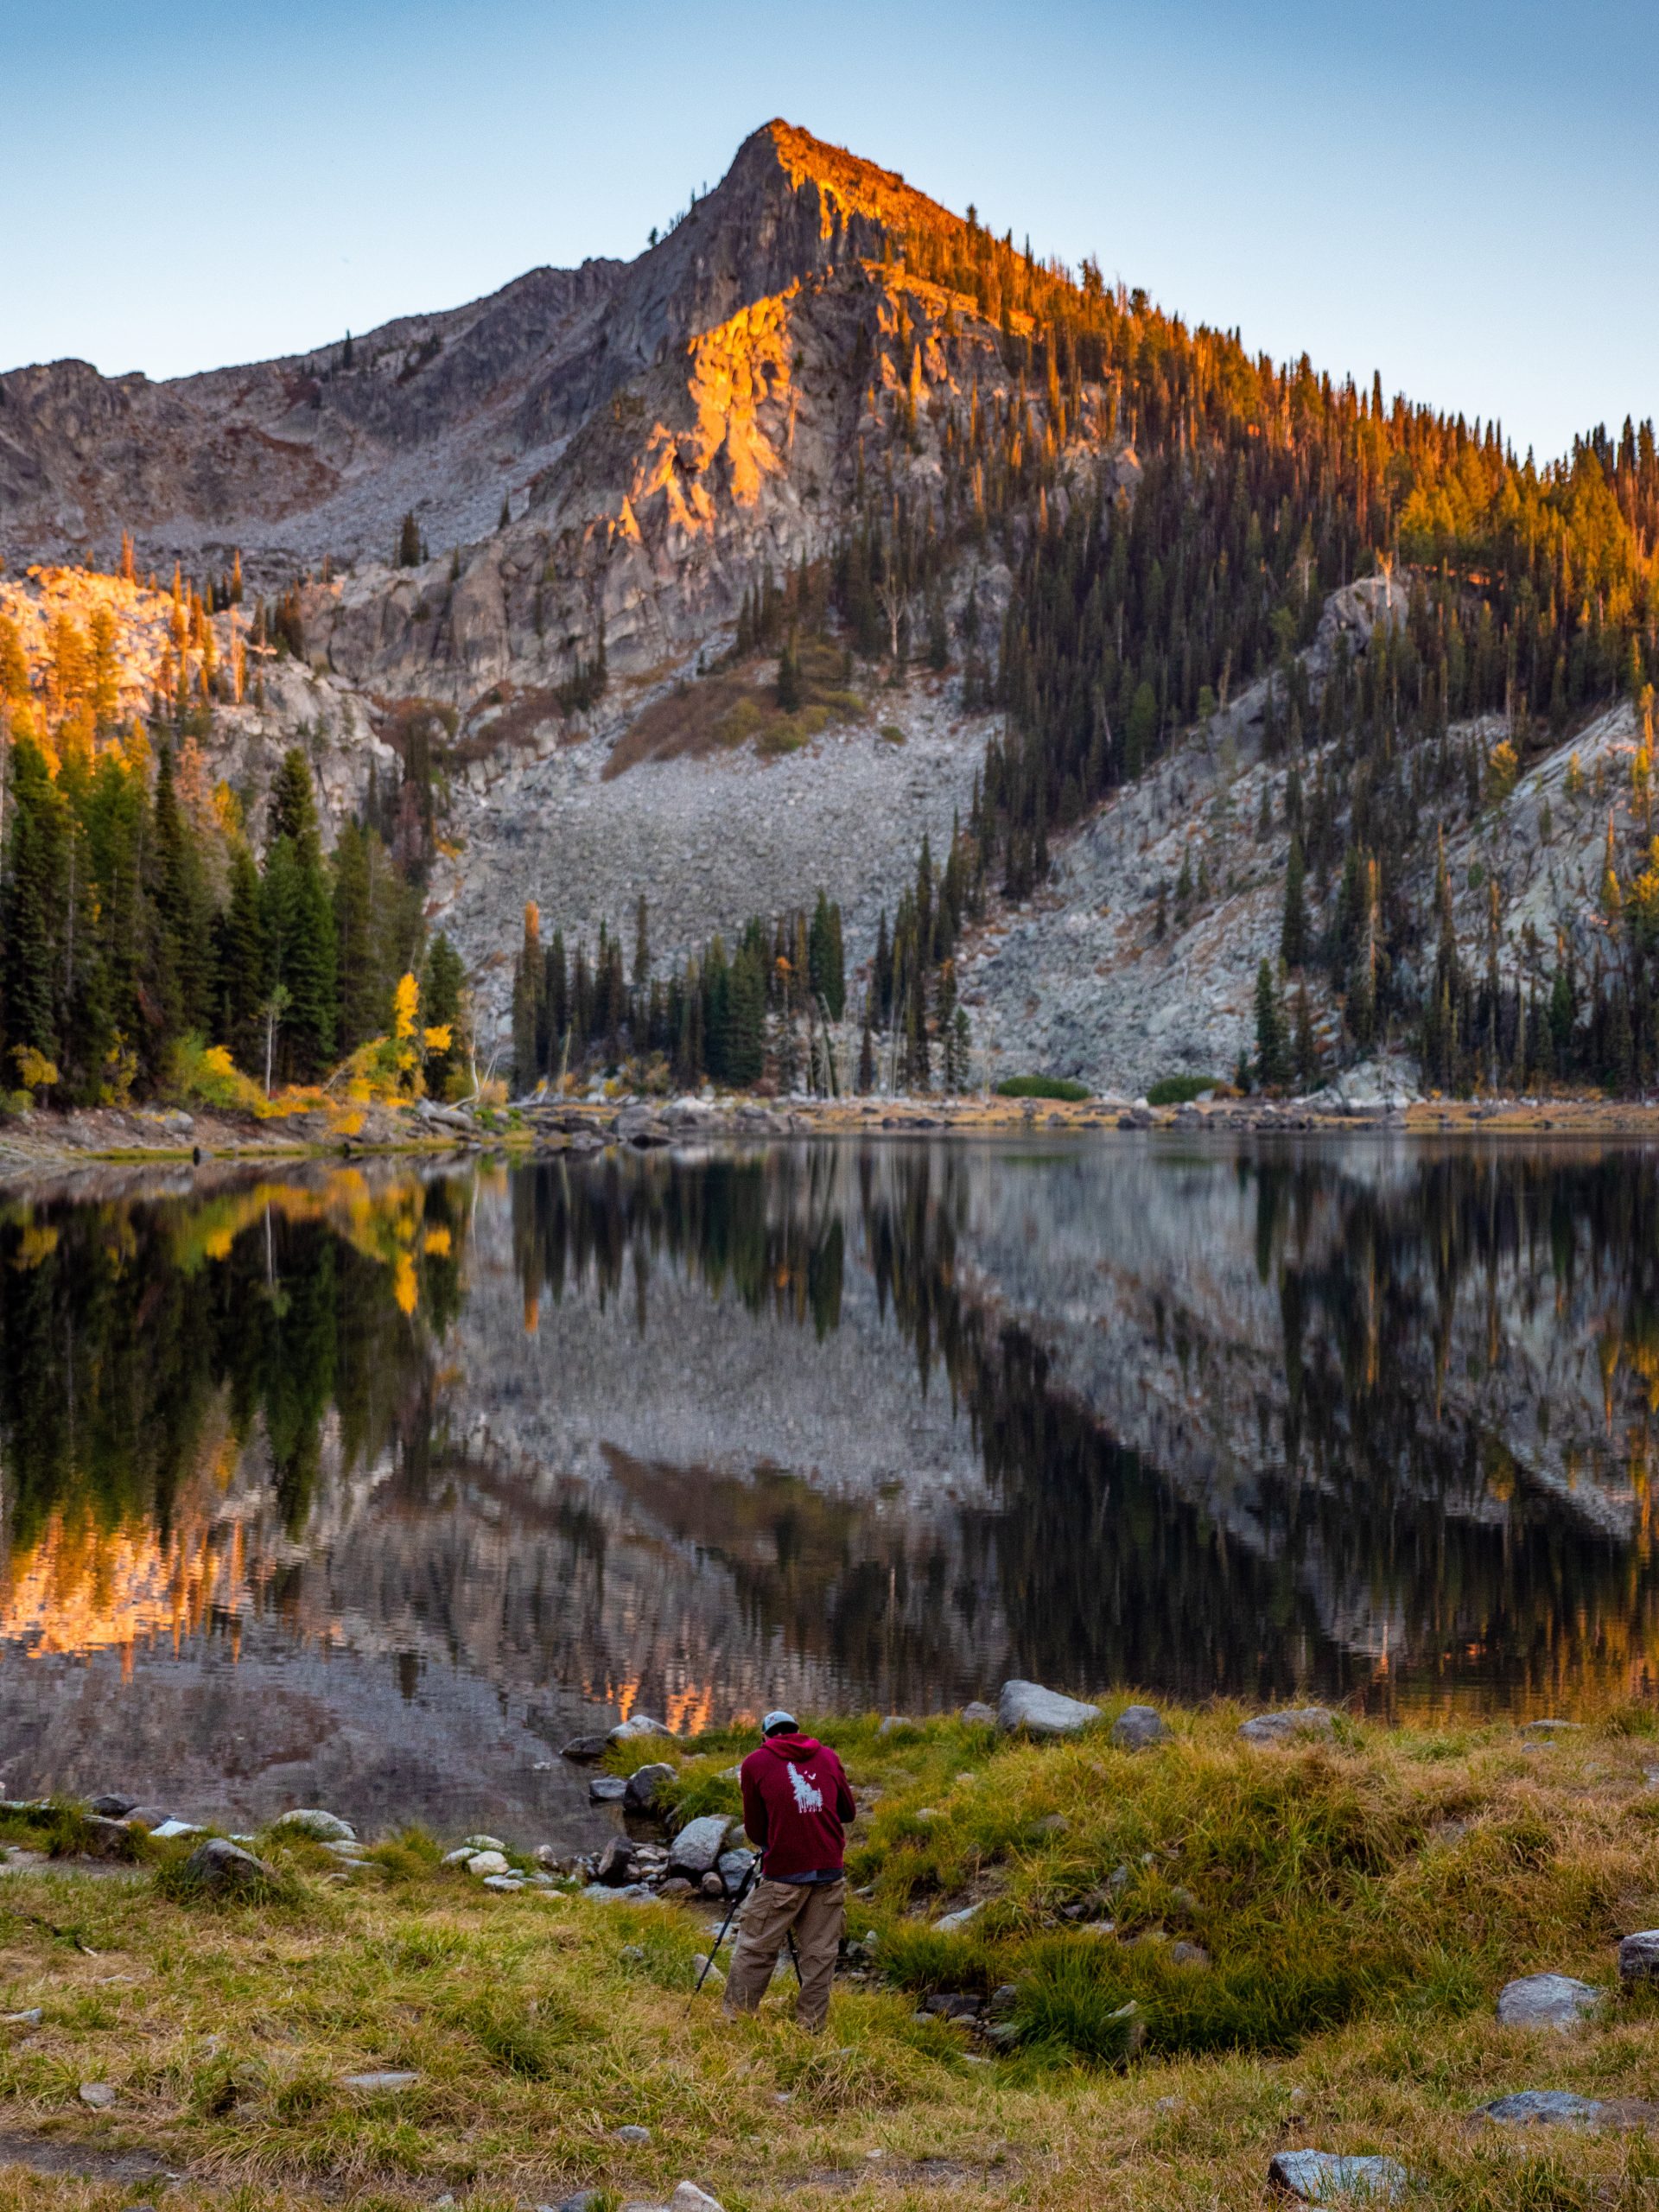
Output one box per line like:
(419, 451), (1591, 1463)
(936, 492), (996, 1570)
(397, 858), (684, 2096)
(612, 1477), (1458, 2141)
(935, 1901), (984, 1931)
(467, 1851), (511, 1878)
(1619, 1929), (1659, 1981)
(717, 1847), (755, 1895)
(1111, 1704), (1171, 1751)
(553, 2195), (601, 2212)
(340, 2070), (419, 2092)
(594, 1837), (638, 1886)
(960, 1701), (996, 1726)
(996, 1680), (1102, 1737)
(614, 2123), (652, 2144)
(86, 1794), (137, 1818)
(534, 1844), (563, 1868)
(442, 1847), (478, 1867)
(179, 1838), (282, 1896)
(1268, 2150), (1409, 2203)
(3, 2009), (42, 2026)
(669, 2184), (723, 2212)
(700, 1872), (724, 1897)
(561, 1736), (610, 1763)
(79, 2081), (117, 2110)
(1036, 1813), (1070, 1835)
(149, 1818), (203, 1840)
(625, 1763), (676, 1812)
(620, 1944), (645, 1961)
(589, 1776), (628, 1804)
(461, 1833), (505, 1851)
(80, 1815), (137, 1860)
(658, 1876), (696, 1900)
(1496, 1973), (1602, 2031)
(877, 1715), (914, 1735)
(481, 1874), (524, 1892)
(1238, 1708), (1336, 1745)
(270, 1808), (355, 1842)
(1483, 2090), (1604, 2126)
(1169, 1941), (1210, 1967)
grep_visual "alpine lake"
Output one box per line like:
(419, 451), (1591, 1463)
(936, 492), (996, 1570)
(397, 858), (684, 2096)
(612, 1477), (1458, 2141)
(2, 1133), (1656, 1852)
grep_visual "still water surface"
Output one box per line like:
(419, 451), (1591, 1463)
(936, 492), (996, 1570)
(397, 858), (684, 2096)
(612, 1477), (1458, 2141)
(2, 1138), (1657, 1834)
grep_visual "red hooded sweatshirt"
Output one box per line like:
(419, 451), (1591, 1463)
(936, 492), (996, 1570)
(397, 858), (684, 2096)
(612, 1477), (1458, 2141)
(739, 1732), (855, 1881)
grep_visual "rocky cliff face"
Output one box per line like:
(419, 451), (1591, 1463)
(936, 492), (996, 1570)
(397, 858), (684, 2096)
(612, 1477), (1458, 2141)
(2, 120), (1637, 1085)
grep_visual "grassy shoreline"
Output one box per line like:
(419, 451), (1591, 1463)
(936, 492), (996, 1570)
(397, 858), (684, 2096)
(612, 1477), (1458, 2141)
(3, 1700), (1659, 2209)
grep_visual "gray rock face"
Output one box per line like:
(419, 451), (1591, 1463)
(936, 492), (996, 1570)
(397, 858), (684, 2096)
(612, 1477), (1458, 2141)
(960, 1701), (997, 1726)
(1619, 1929), (1659, 1981)
(1238, 1707), (1336, 1745)
(270, 1808), (356, 1842)
(1110, 1704), (1170, 1751)
(1496, 1973), (1602, 2031)
(624, 1763), (676, 1812)
(179, 1838), (280, 1896)
(1268, 2151), (1409, 2203)
(995, 1680), (1102, 1737)
(667, 1815), (732, 1877)
(1482, 2090), (1604, 2126)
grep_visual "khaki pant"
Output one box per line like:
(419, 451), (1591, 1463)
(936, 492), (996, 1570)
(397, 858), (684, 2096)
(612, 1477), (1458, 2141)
(721, 1875), (845, 2032)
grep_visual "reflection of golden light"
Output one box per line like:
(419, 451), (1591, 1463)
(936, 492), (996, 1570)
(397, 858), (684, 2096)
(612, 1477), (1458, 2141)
(666, 1683), (715, 1735)
(3, 1511), (235, 1660)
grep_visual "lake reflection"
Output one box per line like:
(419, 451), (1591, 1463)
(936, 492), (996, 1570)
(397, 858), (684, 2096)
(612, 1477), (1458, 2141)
(3, 1139), (1659, 1826)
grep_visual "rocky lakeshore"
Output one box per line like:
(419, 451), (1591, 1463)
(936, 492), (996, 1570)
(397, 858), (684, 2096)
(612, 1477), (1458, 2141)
(1, 1693), (1659, 2210)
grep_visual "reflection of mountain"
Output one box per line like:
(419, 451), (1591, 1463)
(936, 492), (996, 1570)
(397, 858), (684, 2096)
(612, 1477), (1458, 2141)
(932, 1141), (1659, 1709)
(4, 1141), (1659, 1834)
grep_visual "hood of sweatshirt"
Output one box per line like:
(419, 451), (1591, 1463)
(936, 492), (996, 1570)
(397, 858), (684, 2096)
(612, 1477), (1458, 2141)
(763, 1732), (825, 1765)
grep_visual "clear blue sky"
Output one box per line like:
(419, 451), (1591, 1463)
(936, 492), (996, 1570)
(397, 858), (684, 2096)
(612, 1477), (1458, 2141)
(2, 0), (1653, 461)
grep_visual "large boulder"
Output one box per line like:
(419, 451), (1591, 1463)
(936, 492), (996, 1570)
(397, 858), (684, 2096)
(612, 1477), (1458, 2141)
(178, 1839), (281, 1897)
(1238, 1707), (1335, 1745)
(1110, 1705), (1170, 1751)
(1268, 2151), (1409, 2203)
(1496, 1973), (1602, 2031)
(667, 1815), (732, 1877)
(996, 1681), (1102, 1738)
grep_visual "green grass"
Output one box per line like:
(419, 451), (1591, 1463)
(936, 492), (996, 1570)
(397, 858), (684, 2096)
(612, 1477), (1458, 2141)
(1, 1707), (1659, 2209)
(994, 1075), (1091, 1102)
(1147, 1074), (1218, 1105)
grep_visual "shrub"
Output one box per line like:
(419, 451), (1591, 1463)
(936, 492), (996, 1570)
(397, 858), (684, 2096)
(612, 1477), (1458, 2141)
(1147, 1074), (1217, 1106)
(995, 1075), (1090, 1101)
(879, 724), (906, 744)
(168, 1034), (264, 1113)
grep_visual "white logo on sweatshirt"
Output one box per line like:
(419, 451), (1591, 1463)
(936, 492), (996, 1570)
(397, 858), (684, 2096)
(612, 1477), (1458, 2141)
(788, 1764), (824, 1814)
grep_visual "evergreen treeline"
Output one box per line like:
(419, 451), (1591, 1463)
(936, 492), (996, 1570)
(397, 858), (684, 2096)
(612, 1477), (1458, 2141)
(510, 891), (853, 1096)
(0, 663), (464, 1103)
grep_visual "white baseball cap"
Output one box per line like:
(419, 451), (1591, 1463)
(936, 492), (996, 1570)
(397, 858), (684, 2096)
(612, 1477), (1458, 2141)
(761, 1709), (798, 1735)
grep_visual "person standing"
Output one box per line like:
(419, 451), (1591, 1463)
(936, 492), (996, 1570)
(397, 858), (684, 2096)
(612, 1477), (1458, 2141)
(722, 1709), (855, 2033)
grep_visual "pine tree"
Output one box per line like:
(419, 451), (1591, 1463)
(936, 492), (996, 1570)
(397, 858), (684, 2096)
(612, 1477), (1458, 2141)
(423, 932), (466, 1097)
(1255, 957), (1287, 1090)
(1281, 833), (1308, 968)
(1294, 979), (1318, 1089)
(397, 512), (422, 569)
(512, 902), (544, 1094)
(777, 637), (802, 713)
